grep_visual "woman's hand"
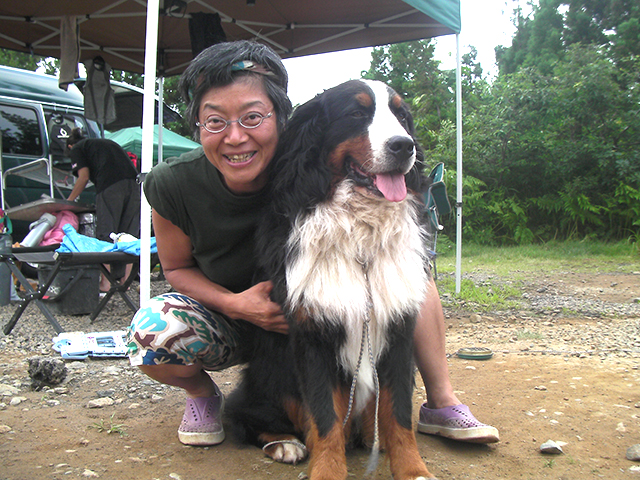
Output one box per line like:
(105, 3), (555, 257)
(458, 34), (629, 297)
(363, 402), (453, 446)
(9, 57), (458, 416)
(232, 281), (288, 334)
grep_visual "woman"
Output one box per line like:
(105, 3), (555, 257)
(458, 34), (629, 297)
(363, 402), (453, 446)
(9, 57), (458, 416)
(127, 40), (498, 448)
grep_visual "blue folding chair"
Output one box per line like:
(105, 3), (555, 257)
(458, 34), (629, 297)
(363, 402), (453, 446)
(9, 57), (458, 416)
(424, 162), (451, 279)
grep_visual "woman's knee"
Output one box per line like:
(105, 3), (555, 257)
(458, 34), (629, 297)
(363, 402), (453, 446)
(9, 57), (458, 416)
(127, 293), (243, 370)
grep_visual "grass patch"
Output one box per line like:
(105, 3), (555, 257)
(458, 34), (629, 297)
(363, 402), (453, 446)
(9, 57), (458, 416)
(432, 238), (638, 310)
(89, 413), (127, 436)
(516, 329), (545, 341)
(435, 238), (639, 277)
(437, 277), (521, 312)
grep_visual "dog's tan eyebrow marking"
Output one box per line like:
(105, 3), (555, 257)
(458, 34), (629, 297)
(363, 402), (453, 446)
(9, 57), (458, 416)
(356, 92), (373, 107)
(390, 93), (403, 109)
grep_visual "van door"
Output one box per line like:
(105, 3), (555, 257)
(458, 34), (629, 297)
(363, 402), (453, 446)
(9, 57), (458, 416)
(0, 99), (48, 207)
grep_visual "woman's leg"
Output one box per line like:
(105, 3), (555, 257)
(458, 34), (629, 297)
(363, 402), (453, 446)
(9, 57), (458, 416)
(414, 277), (500, 443)
(127, 292), (245, 446)
(139, 362), (217, 398)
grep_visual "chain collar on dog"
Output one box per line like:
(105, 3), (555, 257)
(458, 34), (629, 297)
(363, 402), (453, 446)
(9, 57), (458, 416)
(343, 260), (381, 474)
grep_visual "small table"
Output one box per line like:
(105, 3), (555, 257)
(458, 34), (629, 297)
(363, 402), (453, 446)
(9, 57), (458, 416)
(1, 247), (139, 334)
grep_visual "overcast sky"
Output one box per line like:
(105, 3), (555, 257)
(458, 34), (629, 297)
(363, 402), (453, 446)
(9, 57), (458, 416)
(283, 0), (522, 105)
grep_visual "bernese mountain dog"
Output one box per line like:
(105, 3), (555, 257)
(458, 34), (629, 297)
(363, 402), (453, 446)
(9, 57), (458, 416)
(227, 79), (436, 480)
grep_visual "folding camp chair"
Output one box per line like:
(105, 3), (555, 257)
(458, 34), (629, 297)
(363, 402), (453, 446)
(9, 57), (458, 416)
(1, 245), (139, 334)
(424, 162), (451, 279)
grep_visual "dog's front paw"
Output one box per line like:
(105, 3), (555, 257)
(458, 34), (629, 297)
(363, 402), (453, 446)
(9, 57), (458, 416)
(263, 439), (308, 465)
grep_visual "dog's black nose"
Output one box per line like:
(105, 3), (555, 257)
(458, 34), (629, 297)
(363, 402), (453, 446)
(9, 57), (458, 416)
(386, 135), (415, 164)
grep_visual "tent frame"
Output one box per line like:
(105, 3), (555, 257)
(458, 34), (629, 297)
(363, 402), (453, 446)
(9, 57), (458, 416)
(137, 1), (463, 301)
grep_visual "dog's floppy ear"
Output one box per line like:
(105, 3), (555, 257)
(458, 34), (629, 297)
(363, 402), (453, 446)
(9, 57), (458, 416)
(268, 94), (333, 219)
(256, 94), (332, 292)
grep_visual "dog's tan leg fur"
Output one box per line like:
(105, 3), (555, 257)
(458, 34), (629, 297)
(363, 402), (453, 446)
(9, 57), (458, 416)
(378, 388), (435, 479)
(304, 388), (351, 480)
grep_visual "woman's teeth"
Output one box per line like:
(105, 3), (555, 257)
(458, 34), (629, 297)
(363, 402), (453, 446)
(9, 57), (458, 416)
(226, 153), (254, 163)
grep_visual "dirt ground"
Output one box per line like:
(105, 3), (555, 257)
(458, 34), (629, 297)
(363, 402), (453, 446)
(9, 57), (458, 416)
(1, 269), (639, 480)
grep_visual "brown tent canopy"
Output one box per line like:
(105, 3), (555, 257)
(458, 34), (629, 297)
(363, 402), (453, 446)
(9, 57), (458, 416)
(0, 0), (460, 76)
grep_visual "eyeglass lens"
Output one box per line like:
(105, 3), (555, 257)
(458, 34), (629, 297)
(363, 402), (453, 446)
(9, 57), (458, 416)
(199, 112), (271, 133)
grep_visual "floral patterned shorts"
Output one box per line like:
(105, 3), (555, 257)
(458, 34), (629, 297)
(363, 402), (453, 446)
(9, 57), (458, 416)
(127, 292), (247, 370)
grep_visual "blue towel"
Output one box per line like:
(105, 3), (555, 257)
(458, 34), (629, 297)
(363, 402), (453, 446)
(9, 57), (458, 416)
(58, 224), (157, 254)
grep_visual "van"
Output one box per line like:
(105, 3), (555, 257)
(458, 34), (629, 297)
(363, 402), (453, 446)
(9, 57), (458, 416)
(0, 65), (100, 238)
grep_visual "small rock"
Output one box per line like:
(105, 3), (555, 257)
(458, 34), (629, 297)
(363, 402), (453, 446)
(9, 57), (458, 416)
(82, 469), (99, 477)
(470, 314), (482, 323)
(627, 444), (640, 462)
(9, 396), (27, 406)
(87, 397), (114, 408)
(0, 384), (19, 396)
(617, 422), (626, 433)
(540, 439), (564, 454)
(535, 385), (547, 391)
(0, 425), (12, 433)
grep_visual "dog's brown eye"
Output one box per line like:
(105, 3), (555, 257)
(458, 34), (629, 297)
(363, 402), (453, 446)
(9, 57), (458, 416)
(351, 111), (366, 118)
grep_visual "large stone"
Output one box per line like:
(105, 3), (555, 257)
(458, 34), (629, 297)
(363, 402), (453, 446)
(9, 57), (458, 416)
(27, 357), (67, 390)
(627, 444), (640, 462)
(540, 439), (564, 454)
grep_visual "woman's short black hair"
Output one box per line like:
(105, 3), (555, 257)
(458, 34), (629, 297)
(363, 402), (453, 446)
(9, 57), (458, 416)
(179, 40), (292, 142)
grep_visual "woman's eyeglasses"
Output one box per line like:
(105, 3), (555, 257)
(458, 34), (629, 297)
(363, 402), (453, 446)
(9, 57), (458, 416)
(196, 112), (273, 134)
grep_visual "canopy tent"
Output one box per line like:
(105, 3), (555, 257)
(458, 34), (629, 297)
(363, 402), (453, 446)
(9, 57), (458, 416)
(107, 125), (200, 162)
(0, 1), (459, 75)
(0, 0), (464, 299)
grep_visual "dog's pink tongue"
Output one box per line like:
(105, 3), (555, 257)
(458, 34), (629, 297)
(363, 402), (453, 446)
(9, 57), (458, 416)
(375, 173), (407, 202)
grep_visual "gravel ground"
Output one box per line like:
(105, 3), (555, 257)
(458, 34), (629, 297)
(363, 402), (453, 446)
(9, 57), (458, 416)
(1, 268), (639, 480)
(2, 270), (639, 355)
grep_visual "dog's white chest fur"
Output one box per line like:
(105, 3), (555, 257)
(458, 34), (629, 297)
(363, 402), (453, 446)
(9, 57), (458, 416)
(285, 183), (428, 409)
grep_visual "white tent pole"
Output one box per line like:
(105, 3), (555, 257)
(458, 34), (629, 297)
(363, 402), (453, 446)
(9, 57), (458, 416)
(455, 33), (462, 294)
(157, 76), (164, 162)
(139, 0), (160, 305)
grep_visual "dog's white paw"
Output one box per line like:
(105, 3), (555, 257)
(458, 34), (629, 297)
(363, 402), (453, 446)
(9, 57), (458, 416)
(263, 439), (308, 465)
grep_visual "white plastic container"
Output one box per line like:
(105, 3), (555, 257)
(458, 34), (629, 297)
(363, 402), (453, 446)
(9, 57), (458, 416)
(21, 212), (57, 247)
(110, 232), (138, 243)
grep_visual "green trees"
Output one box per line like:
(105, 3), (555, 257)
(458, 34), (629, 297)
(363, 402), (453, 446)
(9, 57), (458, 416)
(366, 1), (640, 245)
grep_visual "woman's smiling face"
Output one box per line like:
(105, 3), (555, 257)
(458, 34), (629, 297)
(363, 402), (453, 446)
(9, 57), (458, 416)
(198, 76), (278, 195)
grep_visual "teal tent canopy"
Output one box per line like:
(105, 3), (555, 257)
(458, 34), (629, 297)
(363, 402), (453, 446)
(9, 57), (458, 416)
(107, 125), (199, 163)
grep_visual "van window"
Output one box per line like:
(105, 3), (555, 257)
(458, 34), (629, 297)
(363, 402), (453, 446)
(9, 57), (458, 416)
(0, 104), (43, 157)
